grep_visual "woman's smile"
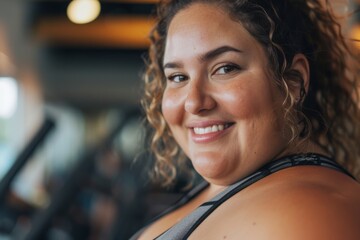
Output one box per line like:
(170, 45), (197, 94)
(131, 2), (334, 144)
(161, 3), (289, 185)
(188, 121), (235, 143)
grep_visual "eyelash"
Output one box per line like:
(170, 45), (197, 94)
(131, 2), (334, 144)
(167, 74), (188, 83)
(214, 64), (241, 75)
(166, 64), (241, 83)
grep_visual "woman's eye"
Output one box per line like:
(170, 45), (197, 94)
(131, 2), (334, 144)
(214, 64), (240, 75)
(168, 74), (188, 83)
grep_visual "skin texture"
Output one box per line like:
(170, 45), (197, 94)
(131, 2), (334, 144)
(138, 3), (360, 240)
(188, 166), (360, 240)
(162, 3), (309, 186)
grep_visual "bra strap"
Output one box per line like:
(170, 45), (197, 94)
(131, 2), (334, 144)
(156, 153), (354, 240)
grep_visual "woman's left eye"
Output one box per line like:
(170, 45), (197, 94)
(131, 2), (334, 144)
(214, 64), (240, 75)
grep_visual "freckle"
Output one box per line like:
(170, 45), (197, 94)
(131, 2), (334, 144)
(223, 236), (227, 239)
(252, 222), (257, 226)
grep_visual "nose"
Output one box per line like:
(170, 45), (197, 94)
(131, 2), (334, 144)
(184, 80), (216, 114)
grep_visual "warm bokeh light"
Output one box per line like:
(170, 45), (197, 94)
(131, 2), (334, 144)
(36, 16), (156, 48)
(350, 24), (360, 49)
(67, 0), (101, 24)
(0, 77), (18, 119)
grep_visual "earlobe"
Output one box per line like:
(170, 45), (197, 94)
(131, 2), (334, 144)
(291, 53), (310, 101)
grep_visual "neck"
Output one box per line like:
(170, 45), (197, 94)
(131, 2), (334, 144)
(276, 139), (330, 160)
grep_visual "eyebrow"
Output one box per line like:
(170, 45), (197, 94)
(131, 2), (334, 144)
(163, 45), (243, 69)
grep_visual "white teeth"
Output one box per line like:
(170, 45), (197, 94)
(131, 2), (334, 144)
(205, 126), (212, 133)
(193, 124), (227, 135)
(212, 125), (217, 132)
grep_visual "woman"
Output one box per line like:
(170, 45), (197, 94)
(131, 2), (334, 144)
(133, 0), (360, 239)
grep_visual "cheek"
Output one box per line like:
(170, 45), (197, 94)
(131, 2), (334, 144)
(219, 80), (278, 119)
(216, 86), (262, 118)
(161, 89), (185, 126)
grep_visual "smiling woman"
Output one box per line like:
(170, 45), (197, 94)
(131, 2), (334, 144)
(132, 0), (360, 239)
(162, 6), (291, 185)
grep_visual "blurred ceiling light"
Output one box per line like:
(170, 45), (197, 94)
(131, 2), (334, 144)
(36, 16), (155, 48)
(350, 3), (360, 49)
(350, 24), (360, 49)
(67, 0), (101, 24)
(0, 77), (18, 119)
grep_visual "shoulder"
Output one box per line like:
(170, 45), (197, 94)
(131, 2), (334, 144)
(193, 165), (360, 240)
(236, 166), (360, 239)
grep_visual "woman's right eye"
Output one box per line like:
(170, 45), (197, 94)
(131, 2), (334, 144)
(167, 74), (188, 83)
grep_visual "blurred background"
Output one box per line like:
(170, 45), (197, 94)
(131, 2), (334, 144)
(0, 0), (359, 239)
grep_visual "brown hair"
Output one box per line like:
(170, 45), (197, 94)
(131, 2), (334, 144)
(142, 0), (360, 187)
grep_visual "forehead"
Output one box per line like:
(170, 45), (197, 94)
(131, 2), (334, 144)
(164, 3), (257, 63)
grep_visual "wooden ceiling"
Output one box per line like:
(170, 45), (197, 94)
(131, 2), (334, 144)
(35, 16), (156, 48)
(30, 0), (360, 49)
(30, 0), (158, 49)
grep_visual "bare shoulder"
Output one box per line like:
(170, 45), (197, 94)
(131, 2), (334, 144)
(255, 166), (360, 240)
(191, 166), (360, 240)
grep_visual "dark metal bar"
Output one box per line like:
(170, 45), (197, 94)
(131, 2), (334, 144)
(25, 112), (133, 240)
(0, 117), (55, 205)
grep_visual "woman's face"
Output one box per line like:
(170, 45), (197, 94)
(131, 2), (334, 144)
(162, 3), (289, 185)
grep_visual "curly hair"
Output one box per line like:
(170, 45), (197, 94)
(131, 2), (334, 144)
(142, 0), (360, 187)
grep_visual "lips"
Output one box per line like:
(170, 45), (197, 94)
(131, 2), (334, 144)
(188, 121), (234, 143)
(193, 123), (232, 134)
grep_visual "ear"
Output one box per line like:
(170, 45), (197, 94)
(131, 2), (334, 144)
(290, 53), (310, 100)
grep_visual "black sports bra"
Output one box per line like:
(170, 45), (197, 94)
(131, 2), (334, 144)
(130, 153), (355, 240)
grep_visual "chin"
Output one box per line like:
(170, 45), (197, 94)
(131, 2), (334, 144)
(191, 154), (230, 181)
